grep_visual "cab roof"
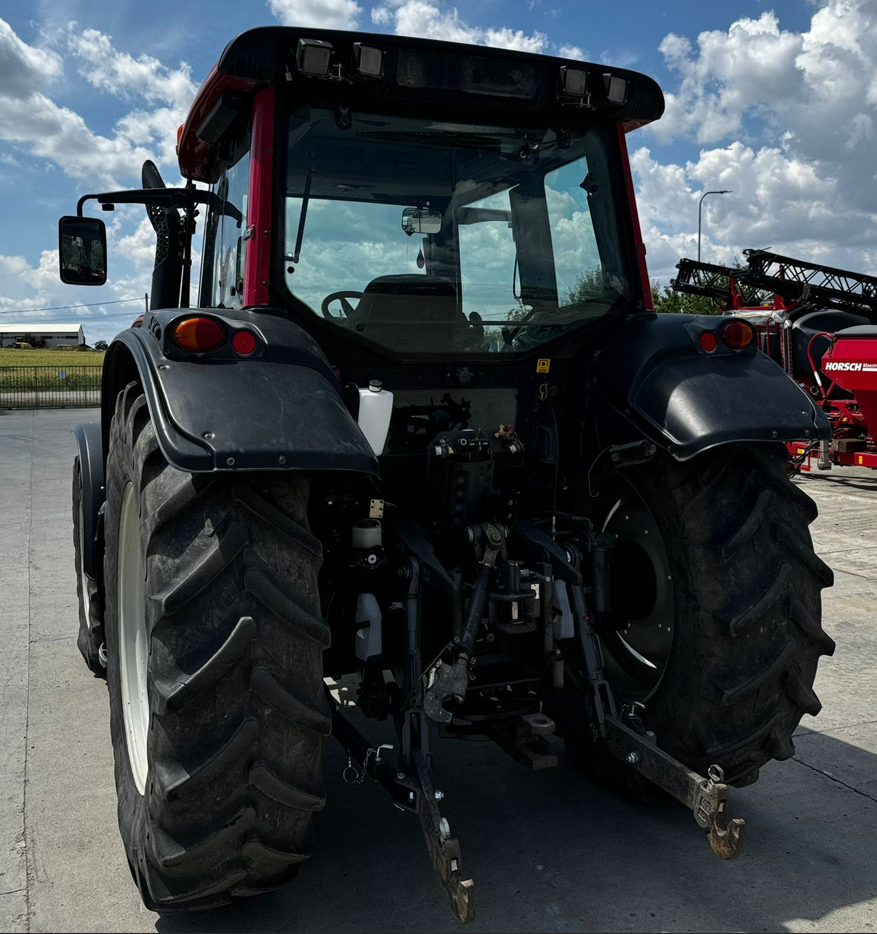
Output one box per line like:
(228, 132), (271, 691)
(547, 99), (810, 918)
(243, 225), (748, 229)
(178, 26), (664, 183)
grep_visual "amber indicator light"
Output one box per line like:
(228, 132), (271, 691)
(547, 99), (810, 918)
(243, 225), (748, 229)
(721, 320), (755, 349)
(173, 317), (225, 353)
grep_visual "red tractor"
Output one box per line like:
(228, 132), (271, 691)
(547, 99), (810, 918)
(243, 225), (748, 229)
(673, 250), (877, 472)
(59, 28), (834, 921)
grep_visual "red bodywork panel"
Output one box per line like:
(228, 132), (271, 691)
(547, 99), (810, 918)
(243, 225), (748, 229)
(243, 86), (275, 308)
(794, 332), (877, 471)
(177, 67), (257, 183)
(616, 123), (652, 311)
(823, 334), (877, 440)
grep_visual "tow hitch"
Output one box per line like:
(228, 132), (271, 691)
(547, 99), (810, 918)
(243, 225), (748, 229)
(603, 713), (745, 860)
(330, 530), (745, 925)
(330, 702), (476, 923)
(412, 748), (476, 923)
(331, 697), (743, 926)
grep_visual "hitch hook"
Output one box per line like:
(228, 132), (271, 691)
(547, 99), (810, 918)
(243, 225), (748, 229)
(695, 764), (745, 861)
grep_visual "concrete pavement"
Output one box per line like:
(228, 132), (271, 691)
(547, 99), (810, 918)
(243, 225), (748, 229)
(1, 408), (876, 933)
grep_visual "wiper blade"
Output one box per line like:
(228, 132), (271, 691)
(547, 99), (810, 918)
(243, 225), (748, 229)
(291, 174), (312, 264)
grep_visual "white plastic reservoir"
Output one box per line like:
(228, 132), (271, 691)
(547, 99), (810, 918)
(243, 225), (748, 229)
(357, 380), (394, 455)
(355, 593), (383, 662)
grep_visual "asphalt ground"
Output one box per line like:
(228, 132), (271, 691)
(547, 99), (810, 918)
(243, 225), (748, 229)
(1, 408), (876, 934)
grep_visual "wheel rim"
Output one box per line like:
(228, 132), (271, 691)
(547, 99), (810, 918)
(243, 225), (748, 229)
(78, 498), (92, 623)
(599, 489), (675, 699)
(118, 481), (149, 796)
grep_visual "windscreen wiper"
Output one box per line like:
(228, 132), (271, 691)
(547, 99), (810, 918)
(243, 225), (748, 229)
(290, 174), (313, 264)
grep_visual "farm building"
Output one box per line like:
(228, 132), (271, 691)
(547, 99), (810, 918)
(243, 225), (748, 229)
(0, 323), (85, 348)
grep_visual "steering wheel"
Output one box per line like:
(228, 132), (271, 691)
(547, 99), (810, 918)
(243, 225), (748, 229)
(321, 290), (363, 320)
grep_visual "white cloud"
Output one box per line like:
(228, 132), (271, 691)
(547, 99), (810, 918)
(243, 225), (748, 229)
(652, 3), (877, 203)
(116, 217), (162, 273)
(0, 19), (201, 339)
(0, 18), (62, 97)
(0, 19), (195, 188)
(370, 1), (549, 54)
(559, 45), (586, 61)
(67, 27), (196, 109)
(0, 246), (144, 345)
(268, 0), (362, 30)
(637, 1), (877, 281)
(0, 91), (156, 187)
(631, 142), (877, 281)
(654, 12), (804, 145)
(0, 254), (32, 283)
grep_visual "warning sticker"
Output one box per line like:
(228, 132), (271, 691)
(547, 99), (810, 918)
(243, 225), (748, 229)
(536, 358), (551, 373)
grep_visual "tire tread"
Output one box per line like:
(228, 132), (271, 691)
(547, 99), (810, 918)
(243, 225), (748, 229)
(103, 387), (327, 910)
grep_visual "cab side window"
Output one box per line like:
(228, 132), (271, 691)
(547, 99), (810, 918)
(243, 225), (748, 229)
(200, 133), (250, 308)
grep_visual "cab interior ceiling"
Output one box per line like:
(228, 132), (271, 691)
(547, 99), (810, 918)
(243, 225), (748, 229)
(285, 111), (592, 204)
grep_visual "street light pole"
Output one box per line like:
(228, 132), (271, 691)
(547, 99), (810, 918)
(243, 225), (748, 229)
(697, 189), (732, 263)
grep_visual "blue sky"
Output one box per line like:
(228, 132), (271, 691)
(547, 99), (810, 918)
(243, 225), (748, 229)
(1, 0), (876, 343)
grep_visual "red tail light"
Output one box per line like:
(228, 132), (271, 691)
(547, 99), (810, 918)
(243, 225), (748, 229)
(699, 331), (718, 353)
(173, 317), (225, 353)
(232, 330), (257, 355)
(721, 320), (755, 349)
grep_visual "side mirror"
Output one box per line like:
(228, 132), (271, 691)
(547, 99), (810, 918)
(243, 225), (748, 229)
(58, 216), (107, 286)
(401, 207), (442, 237)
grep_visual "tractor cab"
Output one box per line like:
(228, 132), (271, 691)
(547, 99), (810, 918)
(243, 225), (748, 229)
(174, 28), (662, 364)
(274, 102), (629, 356)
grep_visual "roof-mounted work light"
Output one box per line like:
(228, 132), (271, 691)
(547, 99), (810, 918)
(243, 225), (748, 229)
(354, 42), (385, 78)
(603, 73), (629, 105)
(297, 38), (334, 77)
(560, 66), (588, 98)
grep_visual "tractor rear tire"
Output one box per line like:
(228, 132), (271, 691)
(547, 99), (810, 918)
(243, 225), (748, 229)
(585, 442), (834, 787)
(103, 383), (330, 911)
(73, 455), (105, 676)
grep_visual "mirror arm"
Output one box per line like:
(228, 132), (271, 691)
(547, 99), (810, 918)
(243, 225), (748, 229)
(77, 188), (186, 215)
(76, 188), (239, 220)
(179, 185), (196, 309)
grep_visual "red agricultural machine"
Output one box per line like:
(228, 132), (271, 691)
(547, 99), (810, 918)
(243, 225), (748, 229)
(672, 249), (877, 472)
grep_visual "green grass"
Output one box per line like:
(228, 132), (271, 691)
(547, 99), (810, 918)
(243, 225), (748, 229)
(0, 349), (104, 391)
(0, 348), (106, 366)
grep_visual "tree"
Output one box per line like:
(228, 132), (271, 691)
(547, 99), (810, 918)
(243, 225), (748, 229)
(567, 266), (724, 314)
(651, 282), (723, 315)
(567, 267), (606, 304)
(94, 340), (108, 350)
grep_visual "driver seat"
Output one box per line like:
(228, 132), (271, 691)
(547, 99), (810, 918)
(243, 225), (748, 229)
(352, 275), (462, 352)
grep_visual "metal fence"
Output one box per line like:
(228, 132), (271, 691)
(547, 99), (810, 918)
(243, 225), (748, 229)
(0, 366), (101, 410)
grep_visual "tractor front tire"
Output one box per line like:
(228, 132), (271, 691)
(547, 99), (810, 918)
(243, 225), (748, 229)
(73, 455), (105, 676)
(103, 383), (330, 910)
(588, 442), (835, 787)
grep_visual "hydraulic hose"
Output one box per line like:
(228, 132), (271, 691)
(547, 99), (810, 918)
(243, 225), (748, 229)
(405, 558), (421, 693)
(457, 562), (492, 656)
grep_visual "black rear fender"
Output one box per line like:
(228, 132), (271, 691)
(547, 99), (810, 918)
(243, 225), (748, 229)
(591, 313), (830, 461)
(101, 308), (379, 475)
(72, 421), (105, 579)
